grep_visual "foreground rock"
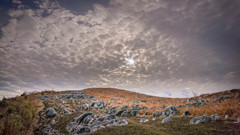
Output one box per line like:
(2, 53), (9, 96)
(190, 115), (211, 124)
(67, 112), (128, 134)
(161, 117), (173, 123)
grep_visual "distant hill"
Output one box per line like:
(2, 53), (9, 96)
(0, 88), (239, 135)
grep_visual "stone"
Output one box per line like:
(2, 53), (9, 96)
(211, 114), (220, 121)
(55, 96), (59, 100)
(160, 104), (165, 108)
(237, 117), (240, 123)
(140, 118), (149, 123)
(75, 112), (94, 124)
(190, 115), (211, 124)
(163, 106), (178, 117)
(117, 119), (128, 126)
(152, 111), (162, 118)
(46, 108), (57, 118)
(93, 101), (107, 109)
(90, 121), (105, 132)
(51, 119), (56, 125)
(81, 115), (94, 125)
(225, 115), (228, 120)
(67, 122), (78, 132)
(182, 110), (190, 117)
(212, 95), (230, 102)
(161, 117), (172, 123)
(130, 110), (139, 117)
(63, 108), (70, 115)
(90, 101), (95, 107)
(83, 104), (89, 111)
(72, 126), (92, 134)
(43, 125), (52, 134)
(37, 95), (42, 99)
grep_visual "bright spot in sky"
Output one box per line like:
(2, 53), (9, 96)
(125, 57), (135, 65)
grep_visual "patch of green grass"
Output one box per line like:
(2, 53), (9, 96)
(92, 117), (240, 135)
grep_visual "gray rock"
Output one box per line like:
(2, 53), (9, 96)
(140, 118), (149, 123)
(67, 122), (77, 132)
(182, 110), (190, 117)
(160, 104), (165, 108)
(190, 115), (211, 124)
(234, 94), (239, 98)
(72, 126), (91, 134)
(43, 125), (52, 134)
(152, 111), (162, 118)
(117, 119), (128, 126)
(104, 106), (117, 115)
(63, 108), (70, 115)
(90, 121), (105, 132)
(225, 115), (228, 120)
(46, 108), (57, 118)
(212, 95), (230, 102)
(161, 117), (172, 123)
(83, 104), (89, 111)
(37, 95), (42, 99)
(81, 115), (94, 125)
(130, 110), (139, 117)
(90, 101), (95, 107)
(211, 114), (220, 121)
(163, 106), (178, 117)
(51, 119), (56, 125)
(93, 101), (107, 109)
(75, 112), (94, 124)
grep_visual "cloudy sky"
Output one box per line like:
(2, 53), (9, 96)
(0, 0), (240, 99)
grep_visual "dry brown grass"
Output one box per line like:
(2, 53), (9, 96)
(84, 88), (240, 118)
(0, 93), (41, 135)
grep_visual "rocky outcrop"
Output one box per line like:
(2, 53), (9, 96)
(67, 112), (128, 134)
(163, 106), (178, 117)
(190, 115), (211, 124)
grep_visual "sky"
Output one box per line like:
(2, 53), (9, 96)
(0, 0), (240, 99)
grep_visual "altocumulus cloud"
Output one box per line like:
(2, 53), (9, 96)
(0, 0), (240, 99)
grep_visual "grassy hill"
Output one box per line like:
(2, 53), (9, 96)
(0, 88), (239, 135)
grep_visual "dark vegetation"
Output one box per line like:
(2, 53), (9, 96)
(0, 94), (40, 135)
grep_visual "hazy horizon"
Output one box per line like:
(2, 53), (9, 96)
(0, 0), (240, 99)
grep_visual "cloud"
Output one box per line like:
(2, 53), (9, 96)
(0, 0), (239, 98)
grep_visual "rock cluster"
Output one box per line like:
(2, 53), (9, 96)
(67, 112), (128, 134)
(104, 104), (142, 118)
(91, 101), (107, 109)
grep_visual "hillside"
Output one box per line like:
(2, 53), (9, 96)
(0, 88), (240, 135)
